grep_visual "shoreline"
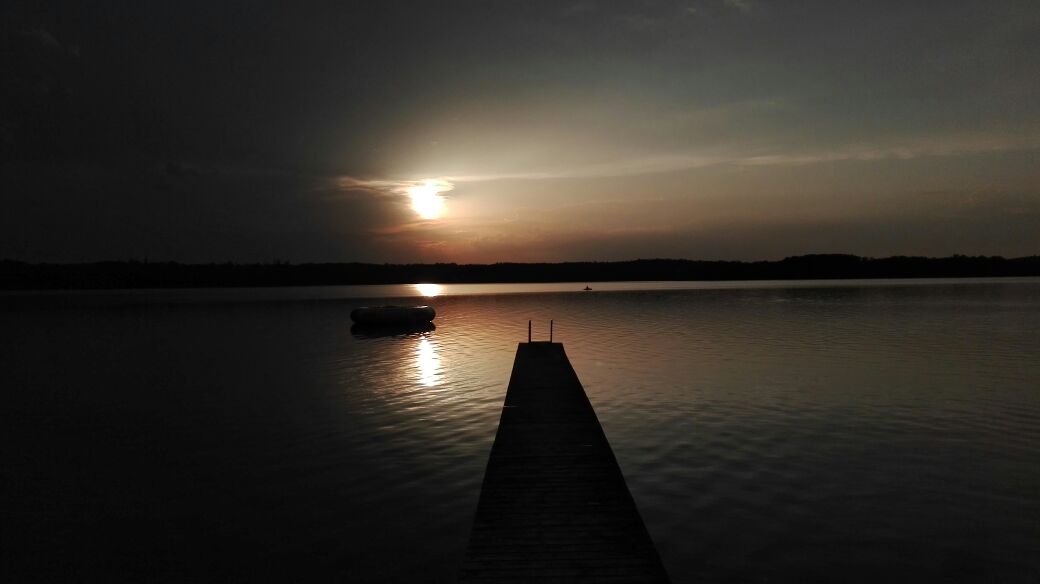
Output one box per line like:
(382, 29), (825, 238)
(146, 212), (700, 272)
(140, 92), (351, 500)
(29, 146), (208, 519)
(3, 254), (1039, 291)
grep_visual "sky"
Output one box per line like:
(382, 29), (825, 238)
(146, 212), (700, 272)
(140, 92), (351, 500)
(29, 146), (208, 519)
(2, 0), (1039, 263)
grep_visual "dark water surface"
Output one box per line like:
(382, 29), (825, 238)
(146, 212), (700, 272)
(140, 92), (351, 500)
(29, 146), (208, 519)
(3, 279), (1039, 582)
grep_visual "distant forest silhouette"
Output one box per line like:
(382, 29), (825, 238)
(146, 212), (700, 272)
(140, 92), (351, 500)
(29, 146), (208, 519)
(2, 255), (1038, 290)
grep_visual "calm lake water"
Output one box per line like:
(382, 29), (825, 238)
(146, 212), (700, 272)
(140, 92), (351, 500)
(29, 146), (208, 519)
(3, 278), (1039, 582)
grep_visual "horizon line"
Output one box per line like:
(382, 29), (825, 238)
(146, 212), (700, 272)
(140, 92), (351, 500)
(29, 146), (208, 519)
(3, 253), (1040, 267)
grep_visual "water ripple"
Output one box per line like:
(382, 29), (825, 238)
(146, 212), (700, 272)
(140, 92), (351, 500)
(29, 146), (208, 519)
(2, 280), (1039, 581)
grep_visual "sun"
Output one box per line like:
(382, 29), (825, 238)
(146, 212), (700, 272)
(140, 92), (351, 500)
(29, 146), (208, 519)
(408, 180), (448, 220)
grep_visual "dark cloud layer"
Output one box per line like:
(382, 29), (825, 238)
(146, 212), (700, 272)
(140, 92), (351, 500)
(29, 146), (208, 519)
(2, 1), (1038, 262)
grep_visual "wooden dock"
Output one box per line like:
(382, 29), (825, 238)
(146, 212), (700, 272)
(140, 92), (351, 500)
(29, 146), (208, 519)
(460, 342), (670, 583)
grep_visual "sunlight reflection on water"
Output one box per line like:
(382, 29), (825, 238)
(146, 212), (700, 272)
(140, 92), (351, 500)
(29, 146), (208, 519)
(413, 283), (444, 297)
(416, 335), (441, 387)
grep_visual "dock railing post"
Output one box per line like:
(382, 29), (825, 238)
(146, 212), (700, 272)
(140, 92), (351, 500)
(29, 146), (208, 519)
(528, 320), (531, 343)
(550, 319), (553, 343)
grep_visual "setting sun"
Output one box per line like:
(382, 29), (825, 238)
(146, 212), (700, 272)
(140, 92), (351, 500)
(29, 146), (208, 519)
(408, 180), (447, 220)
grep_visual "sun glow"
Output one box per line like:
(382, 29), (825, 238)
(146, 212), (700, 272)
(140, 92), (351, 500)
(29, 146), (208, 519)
(414, 283), (443, 297)
(408, 180), (448, 220)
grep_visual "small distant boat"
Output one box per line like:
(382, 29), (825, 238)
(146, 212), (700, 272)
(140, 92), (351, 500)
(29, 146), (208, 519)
(350, 305), (436, 326)
(583, 285), (592, 291)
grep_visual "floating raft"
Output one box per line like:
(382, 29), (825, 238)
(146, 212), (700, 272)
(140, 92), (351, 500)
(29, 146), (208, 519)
(461, 342), (670, 583)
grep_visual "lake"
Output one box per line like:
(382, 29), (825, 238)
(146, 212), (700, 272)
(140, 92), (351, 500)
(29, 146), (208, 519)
(2, 278), (1039, 582)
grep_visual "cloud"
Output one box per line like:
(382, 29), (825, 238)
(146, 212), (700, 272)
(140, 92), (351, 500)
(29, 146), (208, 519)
(723, 0), (755, 14)
(339, 131), (1040, 191)
(335, 176), (455, 196)
(618, 13), (666, 32)
(566, 1), (599, 14)
(0, 158), (419, 263)
(17, 28), (80, 58)
(394, 187), (1040, 263)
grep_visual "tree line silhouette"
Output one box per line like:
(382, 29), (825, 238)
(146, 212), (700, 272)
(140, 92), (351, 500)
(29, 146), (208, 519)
(1, 254), (1038, 290)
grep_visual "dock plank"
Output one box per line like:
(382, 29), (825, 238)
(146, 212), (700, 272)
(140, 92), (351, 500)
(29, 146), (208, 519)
(461, 342), (670, 583)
